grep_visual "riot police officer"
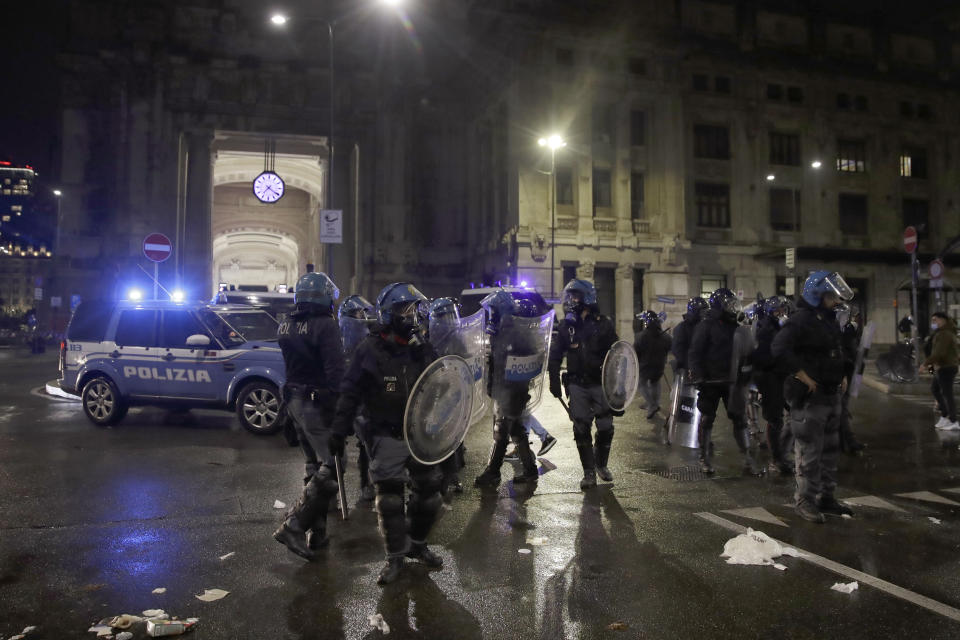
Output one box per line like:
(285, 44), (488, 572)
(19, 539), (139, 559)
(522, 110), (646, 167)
(753, 296), (792, 474)
(688, 288), (762, 476)
(338, 294), (377, 501)
(771, 271), (855, 523)
(273, 272), (345, 561)
(474, 291), (549, 489)
(671, 297), (708, 372)
(329, 282), (444, 585)
(427, 297), (468, 495)
(548, 279), (619, 490)
(634, 310), (671, 421)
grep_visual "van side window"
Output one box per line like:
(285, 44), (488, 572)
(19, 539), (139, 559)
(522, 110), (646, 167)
(160, 310), (208, 349)
(114, 310), (158, 347)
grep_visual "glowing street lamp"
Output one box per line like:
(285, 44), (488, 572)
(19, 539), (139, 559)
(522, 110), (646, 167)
(270, 13), (287, 25)
(810, 160), (822, 169)
(538, 134), (566, 299)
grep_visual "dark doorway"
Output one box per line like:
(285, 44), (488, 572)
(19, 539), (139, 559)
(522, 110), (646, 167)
(594, 267), (616, 323)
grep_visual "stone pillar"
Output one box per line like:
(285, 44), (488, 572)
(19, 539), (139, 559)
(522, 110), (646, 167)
(615, 263), (635, 339)
(182, 131), (214, 296)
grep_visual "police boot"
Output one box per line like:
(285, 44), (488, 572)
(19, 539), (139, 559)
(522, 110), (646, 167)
(735, 428), (764, 477)
(594, 429), (614, 482)
(698, 428), (715, 475)
(576, 442), (597, 490)
(475, 439), (509, 488)
(273, 519), (315, 561)
(512, 437), (539, 484)
(406, 542), (444, 568)
(817, 495), (854, 517)
(377, 558), (405, 586)
(375, 482), (409, 560)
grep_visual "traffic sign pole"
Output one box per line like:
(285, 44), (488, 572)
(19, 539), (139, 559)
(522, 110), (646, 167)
(903, 226), (920, 367)
(154, 262), (159, 300)
(142, 233), (173, 300)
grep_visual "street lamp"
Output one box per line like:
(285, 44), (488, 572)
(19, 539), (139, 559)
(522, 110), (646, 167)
(538, 134), (566, 299)
(52, 189), (62, 256)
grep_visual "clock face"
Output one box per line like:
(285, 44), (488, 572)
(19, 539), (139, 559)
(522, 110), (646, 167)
(253, 171), (285, 203)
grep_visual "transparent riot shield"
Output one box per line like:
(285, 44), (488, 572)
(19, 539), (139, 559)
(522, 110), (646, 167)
(667, 369), (701, 449)
(403, 355), (475, 465)
(601, 340), (640, 412)
(489, 310), (555, 417)
(431, 310), (488, 424)
(339, 316), (373, 357)
(849, 321), (876, 399)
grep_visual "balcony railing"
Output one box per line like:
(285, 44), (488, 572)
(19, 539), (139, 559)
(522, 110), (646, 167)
(632, 219), (651, 234)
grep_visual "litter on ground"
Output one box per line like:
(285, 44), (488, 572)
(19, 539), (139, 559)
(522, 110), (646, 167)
(720, 528), (802, 568)
(526, 536), (549, 546)
(142, 609), (168, 620)
(151, 588), (166, 594)
(116, 633), (133, 640)
(109, 614), (143, 629)
(273, 500), (286, 509)
(195, 588), (229, 602)
(929, 517), (942, 525)
(606, 622), (629, 631)
(219, 551), (236, 561)
(831, 581), (859, 594)
(367, 613), (390, 634)
(517, 548), (532, 554)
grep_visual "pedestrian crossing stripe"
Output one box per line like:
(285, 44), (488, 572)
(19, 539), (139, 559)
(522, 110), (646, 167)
(842, 496), (907, 512)
(894, 491), (960, 507)
(720, 507), (788, 527)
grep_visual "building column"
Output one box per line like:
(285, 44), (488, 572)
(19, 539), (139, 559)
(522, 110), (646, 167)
(615, 263), (635, 339)
(182, 131), (214, 295)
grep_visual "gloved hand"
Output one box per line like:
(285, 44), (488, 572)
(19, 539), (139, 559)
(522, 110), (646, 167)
(549, 377), (562, 399)
(328, 432), (346, 458)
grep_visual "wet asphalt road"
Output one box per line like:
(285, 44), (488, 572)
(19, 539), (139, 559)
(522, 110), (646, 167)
(3, 349), (960, 639)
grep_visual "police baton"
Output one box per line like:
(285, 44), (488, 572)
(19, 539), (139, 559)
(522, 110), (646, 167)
(558, 397), (572, 419)
(334, 454), (349, 520)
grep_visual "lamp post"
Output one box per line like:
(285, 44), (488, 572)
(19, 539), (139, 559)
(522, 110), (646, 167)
(538, 134), (566, 300)
(52, 189), (62, 256)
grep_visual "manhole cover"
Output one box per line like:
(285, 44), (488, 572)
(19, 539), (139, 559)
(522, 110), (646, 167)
(647, 465), (711, 482)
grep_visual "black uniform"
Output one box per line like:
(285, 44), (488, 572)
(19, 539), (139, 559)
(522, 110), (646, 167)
(771, 301), (848, 510)
(548, 312), (618, 480)
(837, 322), (863, 452)
(634, 324), (671, 416)
(753, 314), (789, 465)
(332, 333), (441, 560)
(688, 309), (753, 469)
(277, 308), (345, 544)
(670, 315), (699, 371)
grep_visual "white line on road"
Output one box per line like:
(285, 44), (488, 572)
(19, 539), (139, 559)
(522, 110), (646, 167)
(696, 511), (960, 624)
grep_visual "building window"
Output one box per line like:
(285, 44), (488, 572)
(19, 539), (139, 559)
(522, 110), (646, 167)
(786, 86), (804, 103)
(900, 101), (914, 118)
(854, 95), (868, 111)
(837, 93), (851, 109)
(630, 172), (644, 219)
(592, 168), (612, 211)
(769, 132), (801, 166)
(917, 104), (933, 121)
(767, 83), (783, 101)
(555, 166), (573, 205)
(836, 139), (866, 173)
(556, 48), (574, 66)
(592, 104), (614, 144)
(838, 194), (868, 235)
(700, 275), (727, 298)
(694, 124), (730, 159)
(769, 188), (801, 231)
(692, 73), (709, 91)
(695, 182), (730, 228)
(903, 198), (930, 239)
(714, 76), (731, 94)
(628, 57), (647, 75)
(630, 110), (646, 146)
(900, 147), (928, 179)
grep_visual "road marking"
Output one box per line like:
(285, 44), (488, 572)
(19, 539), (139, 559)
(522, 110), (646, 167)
(696, 512), (960, 623)
(720, 507), (788, 527)
(895, 491), (960, 507)
(941, 487), (960, 495)
(843, 495), (907, 513)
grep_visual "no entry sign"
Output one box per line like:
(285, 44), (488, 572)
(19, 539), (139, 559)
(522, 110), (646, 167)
(143, 233), (172, 263)
(903, 226), (918, 254)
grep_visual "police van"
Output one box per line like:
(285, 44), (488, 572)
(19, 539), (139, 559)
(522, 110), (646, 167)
(59, 300), (287, 435)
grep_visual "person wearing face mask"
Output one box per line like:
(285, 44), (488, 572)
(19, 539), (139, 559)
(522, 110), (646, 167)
(329, 282), (443, 585)
(752, 296), (793, 475)
(921, 312), (959, 431)
(548, 279), (619, 490)
(772, 271), (855, 523)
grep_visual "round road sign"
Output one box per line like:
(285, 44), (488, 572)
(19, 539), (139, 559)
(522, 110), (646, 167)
(929, 259), (945, 280)
(143, 233), (172, 263)
(903, 226), (918, 254)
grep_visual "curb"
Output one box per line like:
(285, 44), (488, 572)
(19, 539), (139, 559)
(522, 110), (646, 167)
(44, 380), (80, 401)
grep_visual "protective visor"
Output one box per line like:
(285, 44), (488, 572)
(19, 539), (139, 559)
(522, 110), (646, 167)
(722, 297), (741, 315)
(396, 301), (423, 326)
(824, 272), (854, 301)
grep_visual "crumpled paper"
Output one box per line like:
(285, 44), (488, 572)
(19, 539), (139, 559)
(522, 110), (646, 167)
(142, 609), (168, 620)
(929, 517), (942, 525)
(87, 623), (114, 637)
(151, 587), (166, 594)
(721, 528), (802, 568)
(195, 588), (229, 602)
(368, 613), (390, 634)
(273, 500), (286, 509)
(219, 551), (236, 561)
(517, 548), (532, 555)
(831, 581), (859, 594)
(526, 536), (549, 546)
(109, 614), (143, 629)
(7, 626), (37, 640)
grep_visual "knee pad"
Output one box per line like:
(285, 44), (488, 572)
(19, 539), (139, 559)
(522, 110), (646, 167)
(408, 489), (442, 517)
(409, 468), (442, 496)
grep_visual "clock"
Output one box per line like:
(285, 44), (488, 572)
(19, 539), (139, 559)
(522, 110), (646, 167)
(253, 171), (285, 203)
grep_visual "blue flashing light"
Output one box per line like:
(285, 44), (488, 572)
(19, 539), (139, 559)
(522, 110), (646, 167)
(520, 280), (528, 288)
(127, 288), (143, 301)
(171, 289), (185, 302)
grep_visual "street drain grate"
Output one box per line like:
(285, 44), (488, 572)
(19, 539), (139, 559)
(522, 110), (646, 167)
(648, 465), (711, 482)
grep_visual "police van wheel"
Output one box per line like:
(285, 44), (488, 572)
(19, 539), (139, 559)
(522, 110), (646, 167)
(81, 376), (127, 426)
(236, 381), (283, 435)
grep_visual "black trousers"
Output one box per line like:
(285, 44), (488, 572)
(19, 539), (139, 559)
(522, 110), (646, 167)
(933, 366), (958, 422)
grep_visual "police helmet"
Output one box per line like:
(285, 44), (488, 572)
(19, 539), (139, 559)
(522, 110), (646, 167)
(513, 297), (544, 318)
(638, 309), (661, 330)
(562, 278), (598, 315)
(295, 272), (340, 309)
(428, 297), (460, 326)
(479, 289), (516, 332)
(686, 297), (709, 320)
(763, 295), (790, 317)
(708, 288), (741, 318)
(801, 271), (854, 307)
(376, 282), (429, 331)
(338, 294), (374, 321)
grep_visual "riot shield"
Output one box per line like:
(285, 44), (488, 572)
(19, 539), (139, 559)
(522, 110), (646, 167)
(489, 310), (555, 417)
(666, 369), (701, 448)
(727, 325), (756, 417)
(601, 340), (640, 412)
(849, 321), (876, 399)
(340, 316), (373, 357)
(431, 310), (488, 424)
(403, 355), (475, 465)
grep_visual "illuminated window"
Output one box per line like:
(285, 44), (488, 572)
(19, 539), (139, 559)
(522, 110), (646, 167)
(900, 147), (927, 179)
(836, 139), (866, 173)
